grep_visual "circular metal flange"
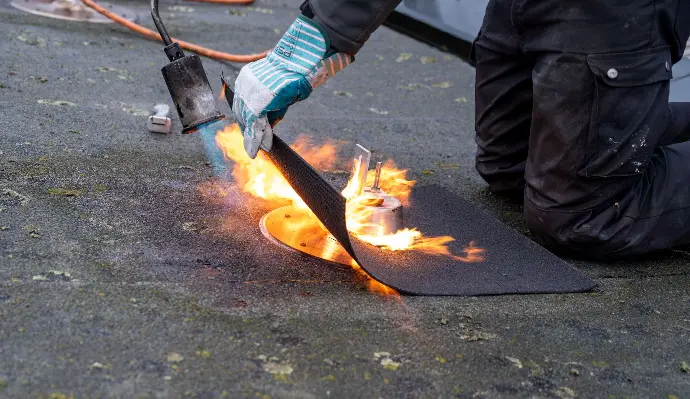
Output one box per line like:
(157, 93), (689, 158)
(259, 205), (355, 266)
(10, 0), (137, 23)
(355, 189), (404, 236)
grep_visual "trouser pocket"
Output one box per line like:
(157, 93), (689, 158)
(580, 46), (673, 178)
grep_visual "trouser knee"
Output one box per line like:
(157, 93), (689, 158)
(475, 159), (525, 194)
(523, 199), (634, 259)
(523, 202), (568, 252)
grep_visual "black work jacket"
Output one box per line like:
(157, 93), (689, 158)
(302, 0), (689, 64)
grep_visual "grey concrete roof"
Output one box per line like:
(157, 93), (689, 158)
(1, 0), (689, 397)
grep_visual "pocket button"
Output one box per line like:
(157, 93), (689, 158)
(665, 61), (671, 71)
(607, 68), (618, 79)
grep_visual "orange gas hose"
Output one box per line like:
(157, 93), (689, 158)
(80, 0), (269, 62)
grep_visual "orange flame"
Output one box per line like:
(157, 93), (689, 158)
(365, 159), (415, 205)
(341, 157), (364, 201)
(213, 123), (485, 295)
(219, 81), (226, 100)
(215, 125), (339, 209)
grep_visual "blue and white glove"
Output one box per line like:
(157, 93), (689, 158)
(233, 15), (353, 158)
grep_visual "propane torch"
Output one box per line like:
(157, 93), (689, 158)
(151, 0), (224, 133)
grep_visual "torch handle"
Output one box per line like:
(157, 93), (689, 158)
(221, 71), (235, 108)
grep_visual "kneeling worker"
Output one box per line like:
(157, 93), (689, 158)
(231, 0), (690, 260)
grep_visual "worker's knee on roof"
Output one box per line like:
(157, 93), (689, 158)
(475, 159), (525, 194)
(523, 204), (566, 249)
(474, 161), (500, 190)
(524, 211), (591, 257)
(523, 201), (625, 259)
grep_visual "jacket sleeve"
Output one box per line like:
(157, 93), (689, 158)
(301, 0), (403, 55)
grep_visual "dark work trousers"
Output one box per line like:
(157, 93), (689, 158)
(472, 0), (690, 259)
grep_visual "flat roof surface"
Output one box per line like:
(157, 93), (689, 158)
(1, 1), (689, 397)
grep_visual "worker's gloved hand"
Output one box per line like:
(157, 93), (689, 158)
(233, 15), (353, 158)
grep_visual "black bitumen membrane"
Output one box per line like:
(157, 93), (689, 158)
(352, 185), (595, 296)
(257, 132), (595, 295)
(1, 0), (690, 397)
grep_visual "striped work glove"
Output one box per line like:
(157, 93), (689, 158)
(233, 15), (353, 158)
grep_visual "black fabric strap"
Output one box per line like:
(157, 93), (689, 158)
(299, 0), (314, 18)
(299, 0), (343, 54)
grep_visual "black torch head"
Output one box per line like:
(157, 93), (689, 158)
(161, 53), (224, 134)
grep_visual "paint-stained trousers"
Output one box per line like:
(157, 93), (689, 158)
(471, 0), (690, 259)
